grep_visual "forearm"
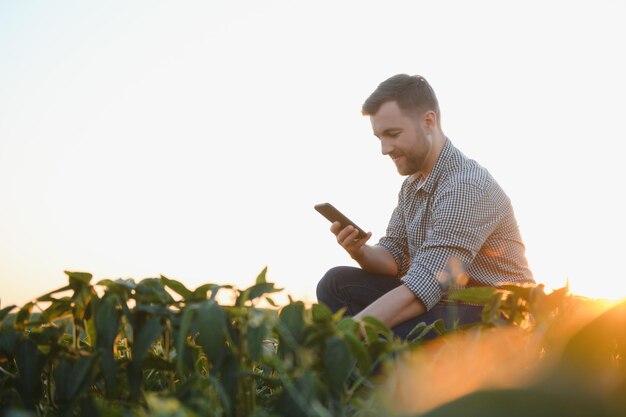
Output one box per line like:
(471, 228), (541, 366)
(353, 244), (399, 277)
(354, 284), (426, 329)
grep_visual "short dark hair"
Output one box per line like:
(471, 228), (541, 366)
(362, 74), (441, 122)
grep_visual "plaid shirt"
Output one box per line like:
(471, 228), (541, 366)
(377, 139), (534, 310)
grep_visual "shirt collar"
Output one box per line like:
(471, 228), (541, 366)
(410, 137), (454, 194)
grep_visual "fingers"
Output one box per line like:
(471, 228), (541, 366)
(350, 231), (372, 248)
(331, 222), (358, 242)
(336, 225), (359, 244)
(336, 226), (372, 254)
(330, 221), (342, 235)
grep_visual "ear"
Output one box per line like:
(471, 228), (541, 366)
(422, 110), (438, 133)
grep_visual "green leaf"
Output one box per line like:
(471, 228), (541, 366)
(209, 285), (233, 301)
(361, 316), (392, 340)
(41, 297), (72, 323)
(134, 304), (172, 316)
(0, 327), (18, 356)
(84, 315), (97, 347)
(28, 326), (61, 349)
(343, 332), (372, 375)
(277, 302), (305, 353)
(95, 295), (120, 349)
(324, 336), (354, 395)
(129, 315), (163, 399)
(274, 370), (320, 417)
(0, 305), (16, 324)
(134, 278), (174, 305)
(14, 302), (33, 331)
(482, 293), (504, 325)
(191, 283), (216, 301)
(97, 278), (136, 298)
(247, 322), (268, 361)
(65, 271), (93, 288)
(265, 297), (278, 307)
(336, 316), (358, 333)
(94, 294), (121, 393)
(363, 326), (379, 345)
(432, 318), (447, 335)
(407, 322), (428, 340)
(208, 374), (233, 417)
(499, 284), (532, 300)
(14, 338), (46, 410)
(410, 319), (447, 341)
(54, 354), (99, 406)
(218, 353), (239, 413)
(196, 300), (228, 366)
(332, 307), (347, 322)
(256, 266), (268, 284)
(237, 283), (282, 306)
(448, 287), (499, 304)
(71, 285), (94, 323)
(249, 282), (282, 301)
(132, 316), (163, 365)
(36, 285), (72, 303)
(176, 307), (195, 376)
(312, 303), (332, 324)
(161, 275), (194, 300)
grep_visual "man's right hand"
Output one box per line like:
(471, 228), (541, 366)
(330, 222), (399, 278)
(331, 221), (372, 261)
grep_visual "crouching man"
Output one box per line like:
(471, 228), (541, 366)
(316, 74), (534, 338)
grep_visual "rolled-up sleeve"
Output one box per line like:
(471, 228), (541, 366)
(402, 181), (507, 310)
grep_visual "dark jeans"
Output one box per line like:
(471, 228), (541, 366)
(316, 266), (483, 340)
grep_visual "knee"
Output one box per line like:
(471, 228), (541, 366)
(316, 266), (359, 303)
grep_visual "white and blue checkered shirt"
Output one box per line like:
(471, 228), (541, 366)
(377, 138), (534, 310)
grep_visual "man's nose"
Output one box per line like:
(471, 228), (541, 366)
(381, 139), (392, 156)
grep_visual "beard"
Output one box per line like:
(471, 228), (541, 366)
(394, 146), (430, 176)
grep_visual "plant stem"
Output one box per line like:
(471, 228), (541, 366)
(73, 318), (79, 350)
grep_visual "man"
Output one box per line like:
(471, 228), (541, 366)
(316, 74), (534, 338)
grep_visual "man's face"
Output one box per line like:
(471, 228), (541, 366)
(370, 100), (433, 176)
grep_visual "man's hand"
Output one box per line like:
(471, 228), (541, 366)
(330, 221), (399, 277)
(354, 284), (426, 329)
(330, 221), (372, 260)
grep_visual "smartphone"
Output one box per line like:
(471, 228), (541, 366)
(314, 203), (367, 239)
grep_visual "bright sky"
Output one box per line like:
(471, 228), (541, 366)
(1, 0), (625, 308)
